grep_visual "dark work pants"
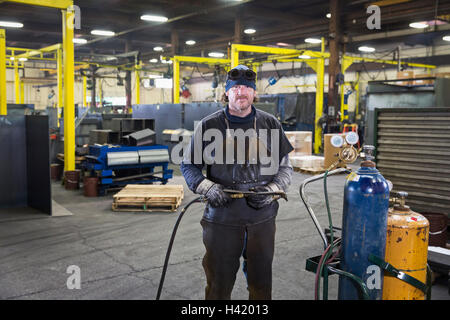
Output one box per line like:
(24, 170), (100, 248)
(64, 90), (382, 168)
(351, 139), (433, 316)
(200, 217), (276, 300)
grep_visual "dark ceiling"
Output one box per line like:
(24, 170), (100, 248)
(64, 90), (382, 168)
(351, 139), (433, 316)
(2, 0), (450, 66)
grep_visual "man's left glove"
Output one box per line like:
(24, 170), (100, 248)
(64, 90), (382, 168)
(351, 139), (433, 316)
(246, 183), (280, 209)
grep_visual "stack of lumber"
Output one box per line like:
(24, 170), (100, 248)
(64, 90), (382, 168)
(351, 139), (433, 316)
(112, 184), (184, 212)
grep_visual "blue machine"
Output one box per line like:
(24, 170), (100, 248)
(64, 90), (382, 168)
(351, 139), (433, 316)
(338, 146), (390, 300)
(83, 144), (173, 195)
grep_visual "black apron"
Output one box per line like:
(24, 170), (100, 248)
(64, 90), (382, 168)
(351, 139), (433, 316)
(201, 109), (279, 300)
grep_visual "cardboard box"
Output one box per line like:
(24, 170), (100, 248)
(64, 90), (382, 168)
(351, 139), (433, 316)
(324, 133), (347, 169)
(397, 71), (414, 86)
(285, 131), (312, 156)
(414, 74), (434, 85)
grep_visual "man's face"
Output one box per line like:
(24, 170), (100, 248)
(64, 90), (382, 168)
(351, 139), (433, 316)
(226, 85), (256, 113)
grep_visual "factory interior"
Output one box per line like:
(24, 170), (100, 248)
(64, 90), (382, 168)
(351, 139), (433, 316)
(0, 0), (449, 306)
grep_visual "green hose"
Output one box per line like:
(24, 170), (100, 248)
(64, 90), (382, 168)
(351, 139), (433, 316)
(316, 170), (335, 299)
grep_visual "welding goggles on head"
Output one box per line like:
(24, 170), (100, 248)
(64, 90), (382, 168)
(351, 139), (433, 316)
(227, 68), (256, 81)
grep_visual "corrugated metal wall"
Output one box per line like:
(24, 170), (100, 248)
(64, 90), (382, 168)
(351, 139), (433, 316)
(374, 107), (450, 217)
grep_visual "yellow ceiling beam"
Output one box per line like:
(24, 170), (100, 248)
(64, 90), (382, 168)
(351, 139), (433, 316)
(2, 0), (73, 9)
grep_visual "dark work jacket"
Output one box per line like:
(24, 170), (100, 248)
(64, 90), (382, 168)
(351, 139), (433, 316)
(181, 106), (293, 226)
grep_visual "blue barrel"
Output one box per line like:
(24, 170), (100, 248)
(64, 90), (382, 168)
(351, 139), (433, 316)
(338, 162), (390, 300)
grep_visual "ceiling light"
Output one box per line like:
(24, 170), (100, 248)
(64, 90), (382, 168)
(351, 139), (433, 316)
(358, 46), (376, 53)
(10, 57), (15, 60)
(91, 30), (115, 36)
(0, 21), (23, 28)
(19, 57), (27, 62)
(443, 35), (450, 41)
(305, 38), (322, 44)
(149, 58), (158, 63)
(326, 13), (331, 19)
(244, 28), (256, 34)
(148, 74), (163, 79)
(409, 22), (428, 29)
(161, 59), (172, 64)
(208, 52), (225, 58)
(298, 55), (311, 59)
(140, 14), (168, 22)
(73, 38), (87, 44)
(185, 40), (196, 45)
(153, 46), (164, 52)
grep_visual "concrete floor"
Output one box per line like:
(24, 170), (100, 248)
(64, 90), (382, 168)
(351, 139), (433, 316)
(0, 162), (448, 300)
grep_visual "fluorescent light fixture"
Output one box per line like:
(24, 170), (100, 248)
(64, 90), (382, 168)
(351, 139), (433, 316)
(19, 57), (27, 62)
(154, 78), (173, 89)
(358, 46), (375, 52)
(161, 59), (172, 64)
(298, 55), (311, 59)
(326, 13), (331, 19)
(185, 40), (196, 45)
(140, 14), (168, 22)
(409, 22), (428, 29)
(73, 38), (87, 44)
(153, 46), (164, 51)
(149, 58), (158, 63)
(305, 38), (322, 44)
(10, 57), (15, 60)
(244, 28), (256, 34)
(443, 35), (450, 41)
(106, 56), (117, 61)
(208, 52), (225, 58)
(91, 29), (115, 36)
(148, 74), (163, 79)
(0, 21), (23, 28)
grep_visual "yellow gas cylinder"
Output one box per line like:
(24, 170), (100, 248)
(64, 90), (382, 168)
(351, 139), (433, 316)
(383, 191), (430, 300)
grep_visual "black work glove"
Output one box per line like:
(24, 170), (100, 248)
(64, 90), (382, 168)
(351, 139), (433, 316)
(246, 183), (280, 210)
(196, 179), (232, 208)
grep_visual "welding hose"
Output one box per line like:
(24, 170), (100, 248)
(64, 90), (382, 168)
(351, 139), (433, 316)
(314, 238), (341, 300)
(156, 196), (204, 300)
(315, 170), (334, 299)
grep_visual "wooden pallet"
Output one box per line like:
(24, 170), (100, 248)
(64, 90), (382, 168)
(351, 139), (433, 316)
(293, 166), (348, 175)
(112, 184), (184, 212)
(293, 166), (327, 175)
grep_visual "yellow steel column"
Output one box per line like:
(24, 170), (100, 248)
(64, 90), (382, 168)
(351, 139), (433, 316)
(0, 29), (6, 115)
(173, 57), (180, 103)
(14, 58), (20, 103)
(20, 80), (24, 103)
(82, 75), (87, 107)
(134, 63), (140, 106)
(57, 47), (63, 108)
(315, 58), (325, 154)
(62, 8), (75, 172)
(231, 44), (240, 68)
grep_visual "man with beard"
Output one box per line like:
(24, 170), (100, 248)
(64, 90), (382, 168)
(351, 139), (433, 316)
(180, 65), (293, 300)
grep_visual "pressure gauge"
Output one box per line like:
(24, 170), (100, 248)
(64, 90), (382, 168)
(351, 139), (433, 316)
(345, 132), (359, 145)
(330, 135), (344, 148)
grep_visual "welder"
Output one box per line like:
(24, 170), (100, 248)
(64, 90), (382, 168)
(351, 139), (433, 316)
(180, 65), (293, 300)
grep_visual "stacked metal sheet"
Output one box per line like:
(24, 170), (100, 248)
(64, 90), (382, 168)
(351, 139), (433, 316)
(374, 107), (450, 217)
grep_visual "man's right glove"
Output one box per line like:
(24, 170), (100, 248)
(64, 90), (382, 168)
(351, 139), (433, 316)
(195, 179), (232, 208)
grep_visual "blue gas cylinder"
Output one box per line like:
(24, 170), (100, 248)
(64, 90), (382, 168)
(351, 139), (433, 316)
(338, 146), (390, 300)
